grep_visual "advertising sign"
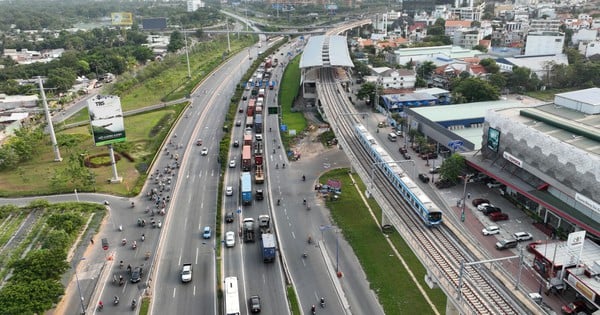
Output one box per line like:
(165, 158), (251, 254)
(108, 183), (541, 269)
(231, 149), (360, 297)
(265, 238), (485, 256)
(88, 95), (126, 146)
(111, 12), (133, 26)
(487, 127), (500, 152)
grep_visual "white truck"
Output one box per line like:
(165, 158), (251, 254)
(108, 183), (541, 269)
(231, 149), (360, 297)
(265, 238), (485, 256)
(181, 263), (192, 283)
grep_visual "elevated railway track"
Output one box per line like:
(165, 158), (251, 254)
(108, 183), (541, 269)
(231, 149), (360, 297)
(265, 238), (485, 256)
(316, 67), (532, 314)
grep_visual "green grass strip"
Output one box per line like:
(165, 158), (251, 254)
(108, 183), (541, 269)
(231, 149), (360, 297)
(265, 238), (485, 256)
(320, 168), (446, 314)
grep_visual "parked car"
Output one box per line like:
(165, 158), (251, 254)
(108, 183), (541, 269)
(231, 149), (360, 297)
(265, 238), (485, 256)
(472, 198), (489, 207)
(496, 239), (518, 250)
(418, 173), (430, 183)
(238, 107), (244, 113)
(561, 300), (588, 315)
(249, 295), (262, 313)
(489, 212), (509, 221)
(477, 203), (492, 211)
(482, 206), (502, 215)
(225, 231), (236, 247)
(482, 225), (500, 235)
(130, 266), (143, 283)
(225, 212), (234, 223)
(487, 181), (504, 189)
(435, 179), (453, 189)
(513, 232), (533, 242)
(429, 166), (441, 174)
(202, 226), (212, 239)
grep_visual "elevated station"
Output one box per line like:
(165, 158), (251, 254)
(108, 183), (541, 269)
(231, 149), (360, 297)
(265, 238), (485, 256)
(299, 35), (353, 105)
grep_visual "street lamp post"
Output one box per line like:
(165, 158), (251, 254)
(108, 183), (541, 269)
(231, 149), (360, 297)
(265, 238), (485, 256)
(460, 174), (473, 222)
(75, 257), (86, 314)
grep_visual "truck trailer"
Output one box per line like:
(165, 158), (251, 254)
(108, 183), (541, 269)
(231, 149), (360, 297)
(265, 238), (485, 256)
(261, 233), (276, 263)
(241, 172), (252, 205)
(254, 165), (264, 184)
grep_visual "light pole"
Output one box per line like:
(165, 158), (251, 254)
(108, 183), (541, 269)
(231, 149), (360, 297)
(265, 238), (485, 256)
(460, 174), (473, 222)
(74, 189), (80, 202)
(183, 28), (191, 79)
(75, 257), (86, 314)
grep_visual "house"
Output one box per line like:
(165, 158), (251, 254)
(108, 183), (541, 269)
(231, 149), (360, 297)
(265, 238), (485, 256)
(445, 20), (473, 37)
(365, 67), (416, 90)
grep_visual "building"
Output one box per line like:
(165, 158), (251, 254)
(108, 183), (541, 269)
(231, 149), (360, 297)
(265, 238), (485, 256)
(445, 20), (473, 37)
(187, 0), (205, 12)
(528, 19), (561, 33)
(524, 31), (564, 56)
(402, 0), (436, 16)
(450, 2), (485, 21)
(453, 28), (484, 49)
(393, 45), (484, 66)
(365, 67), (416, 90)
(0, 94), (38, 111)
(495, 54), (569, 78)
(379, 88), (451, 114)
(474, 88), (600, 240)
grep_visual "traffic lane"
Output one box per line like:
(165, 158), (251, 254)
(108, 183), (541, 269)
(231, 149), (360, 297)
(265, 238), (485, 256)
(242, 253), (288, 315)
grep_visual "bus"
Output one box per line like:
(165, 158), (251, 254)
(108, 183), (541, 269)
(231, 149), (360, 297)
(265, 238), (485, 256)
(224, 277), (240, 315)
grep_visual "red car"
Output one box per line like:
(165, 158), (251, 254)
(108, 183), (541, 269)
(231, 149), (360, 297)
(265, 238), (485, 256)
(489, 212), (509, 221)
(562, 300), (587, 314)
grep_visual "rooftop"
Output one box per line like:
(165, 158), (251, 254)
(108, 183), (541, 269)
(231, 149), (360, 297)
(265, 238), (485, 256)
(299, 35), (353, 69)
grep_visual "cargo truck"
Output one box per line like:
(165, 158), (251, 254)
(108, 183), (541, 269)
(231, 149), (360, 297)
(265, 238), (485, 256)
(241, 172), (252, 205)
(255, 114), (263, 134)
(243, 218), (255, 242)
(254, 165), (264, 184)
(254, 142), (263, 165)
(261, 233), (276, 263)
(242, 146), (252, 171)
(258, 215), (270, 232)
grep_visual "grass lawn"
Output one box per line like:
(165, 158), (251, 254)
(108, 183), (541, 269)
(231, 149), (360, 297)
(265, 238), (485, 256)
(278, 55), (306, 147)
(525, 88), (579, 101)
(0, 105), (184, 197)
(320, 168), (446, 314)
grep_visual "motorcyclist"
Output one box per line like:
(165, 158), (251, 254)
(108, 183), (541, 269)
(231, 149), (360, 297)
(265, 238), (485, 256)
(282, 163), (286, 169)
(277, 199), (280, 206)
(276, 163), (279, 169)
(131, 201), (135, 208)
(122, 238), (127, 246)
(119, 260), (124, 269)
(141, 234), (145, 241)
(132, 241), (137, 249)
(303, 198), (306, 205)
(98, 301), (104, 310)
(311, 304), (316, 313)
(320, 297), (325, 307)
(302, 175), (305, 181)
(131, 299), (137, 310)
(114, 296), (119, 304)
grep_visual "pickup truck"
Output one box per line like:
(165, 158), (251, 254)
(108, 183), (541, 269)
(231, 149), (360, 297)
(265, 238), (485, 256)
(181, 263), (192, 283)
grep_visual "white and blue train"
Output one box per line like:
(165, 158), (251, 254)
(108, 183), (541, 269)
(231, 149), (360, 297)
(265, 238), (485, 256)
(354, 124), (443, 226)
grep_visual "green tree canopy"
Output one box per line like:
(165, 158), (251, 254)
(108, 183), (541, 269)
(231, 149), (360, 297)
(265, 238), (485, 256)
(440, 153), (466, 183)
(452, 77), (499, 103)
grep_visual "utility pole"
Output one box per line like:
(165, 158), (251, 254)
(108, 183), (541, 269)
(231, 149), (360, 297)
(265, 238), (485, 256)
(226, 17), (231, 52)
(38, 77), (62, 162)
(183, 28), (191, 79)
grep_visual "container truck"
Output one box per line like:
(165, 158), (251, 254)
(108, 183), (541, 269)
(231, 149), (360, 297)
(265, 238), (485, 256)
(242, 146), (252, 171)
(254, 141), (263, 165)
(261, 233), (276, 263)
(255, 114), (263, 134)
(241, 172), (252, 205)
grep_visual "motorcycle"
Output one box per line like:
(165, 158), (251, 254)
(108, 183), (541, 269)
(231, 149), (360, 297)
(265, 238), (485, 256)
(157, 221), (162, 228)
(277, 199), (281, 206)
(131, 300), (137, 310)
(307, 236), (313, 244)
(141, 234), (145, 242)
(320, 298), (325, 308)
(114, 296), (119, 305)
(145, 251), (151, 260)
(131, 201), (135, 208)
(311, 305), (316, 314)
(302, 175), (305, 181)
(118, 225), (123, 232)
(121, 239), (127, 246)
(132, 241), (137, 250)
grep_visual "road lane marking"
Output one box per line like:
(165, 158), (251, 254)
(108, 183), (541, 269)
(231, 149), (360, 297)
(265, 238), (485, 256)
(172, 287), (176, 298)
(195, 247), (199, 264)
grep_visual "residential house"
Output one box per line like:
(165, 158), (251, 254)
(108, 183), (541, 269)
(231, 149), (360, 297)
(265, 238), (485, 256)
(365, 67), (416, 90)
(445, 20), (473, 37)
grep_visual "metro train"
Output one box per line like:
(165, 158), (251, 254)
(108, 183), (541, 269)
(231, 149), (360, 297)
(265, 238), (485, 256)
(354, 124), (443, 227)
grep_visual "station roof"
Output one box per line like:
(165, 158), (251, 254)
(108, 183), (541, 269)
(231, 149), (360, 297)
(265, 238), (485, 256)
(299, 35), (354, 69)
(531, 239), (600, 270)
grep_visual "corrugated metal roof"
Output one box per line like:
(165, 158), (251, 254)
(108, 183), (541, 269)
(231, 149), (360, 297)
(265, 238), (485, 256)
(411, 100), (522, 121)
(299, 35), (353, 69)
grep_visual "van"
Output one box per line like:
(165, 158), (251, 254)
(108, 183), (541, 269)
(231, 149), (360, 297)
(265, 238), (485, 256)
(495, 239), (517, 250)
(387, 133), (397, 142)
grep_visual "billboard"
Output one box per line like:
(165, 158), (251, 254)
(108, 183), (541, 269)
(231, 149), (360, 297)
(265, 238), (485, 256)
(487, 127), (500, 152)
(111, 12), (133, 26)
(88, 95), (126, 146)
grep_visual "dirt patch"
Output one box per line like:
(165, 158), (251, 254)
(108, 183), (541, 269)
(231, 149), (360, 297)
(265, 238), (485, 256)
(290, 125), (330, 159)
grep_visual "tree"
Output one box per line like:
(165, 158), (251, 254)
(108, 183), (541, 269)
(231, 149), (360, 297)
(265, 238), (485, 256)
(356, 82), (378, 105)
(488, 72), (507, 90)
(46, 67), (76, 93)
(353, 61), (371, 78)
(452, 77), (499, 102)
(167, 30), (185, 53)
(472, 45), (488, 53)
(440, 153), (466, 183)
(479, 58), (499, 74)
(416, 61), (436, 79)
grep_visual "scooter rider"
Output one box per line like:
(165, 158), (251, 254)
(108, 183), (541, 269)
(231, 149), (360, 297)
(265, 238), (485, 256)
(320, 297), (325, 307)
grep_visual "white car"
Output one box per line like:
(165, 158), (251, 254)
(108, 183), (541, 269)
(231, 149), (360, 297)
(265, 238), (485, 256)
(513, 232), (533, 242)
(226, 186), (233, 196)
(229, 160), (236, 168)
(201, 147), (208, 156)
(482, 225), (500, 236)
(477, 203), (491, 211)
(225, 231), (235, 247)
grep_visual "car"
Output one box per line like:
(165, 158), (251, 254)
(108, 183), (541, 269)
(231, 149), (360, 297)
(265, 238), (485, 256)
(482, 206), (502, 215)
(202, 226), (212, 239)
(255, 134), (263, 141)
(434, 179), (453, 189)
(477, 203), (492, 211)
(196, 139), (202, 146)
(130, 266), (143, 283)
(239, 107), (244, 113)
(242, 95), (248, 101)
(513, 232), (533, 242)
(472, 198), (489, 207)
(562, 300), (588, 315)
(233, 140), (240, 148)
(226, 186), (233, 196)
(225, 212), (234, 223)
(235, 120), (242, 127)
(495, 239), (518, 250)
(487, 181), (504, 188)
(482, 225), (500, 235)
(201, 147), (208, 156)
(429, 166), (441, 174)
(249, 295), (261, 313)
(418, 173), (430, 183)
(180, 264), (192, 283)
(229, 160), (236, 168)
(489, 212), (509, 221)
(225, 231), (236, 247)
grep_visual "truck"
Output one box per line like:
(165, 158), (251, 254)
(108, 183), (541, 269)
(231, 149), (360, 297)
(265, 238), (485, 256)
(258, 215), (270, 232)
(258, 88), (265, 98)
(247, 98), (256, 117)
(254, 165), (264, 184)
(255, 106), (263, 116)
(242, 145), (252, 171)
(255, 114), (263, 134)
(241, 172), (252, 205)
(261, 233), (276, 263)
(181, 263), (192, 283)
(245, 116), (254, 128)
(254, 141), (263, 165)
(243, 218), (255, 242)
(243, 134), (253, 146)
